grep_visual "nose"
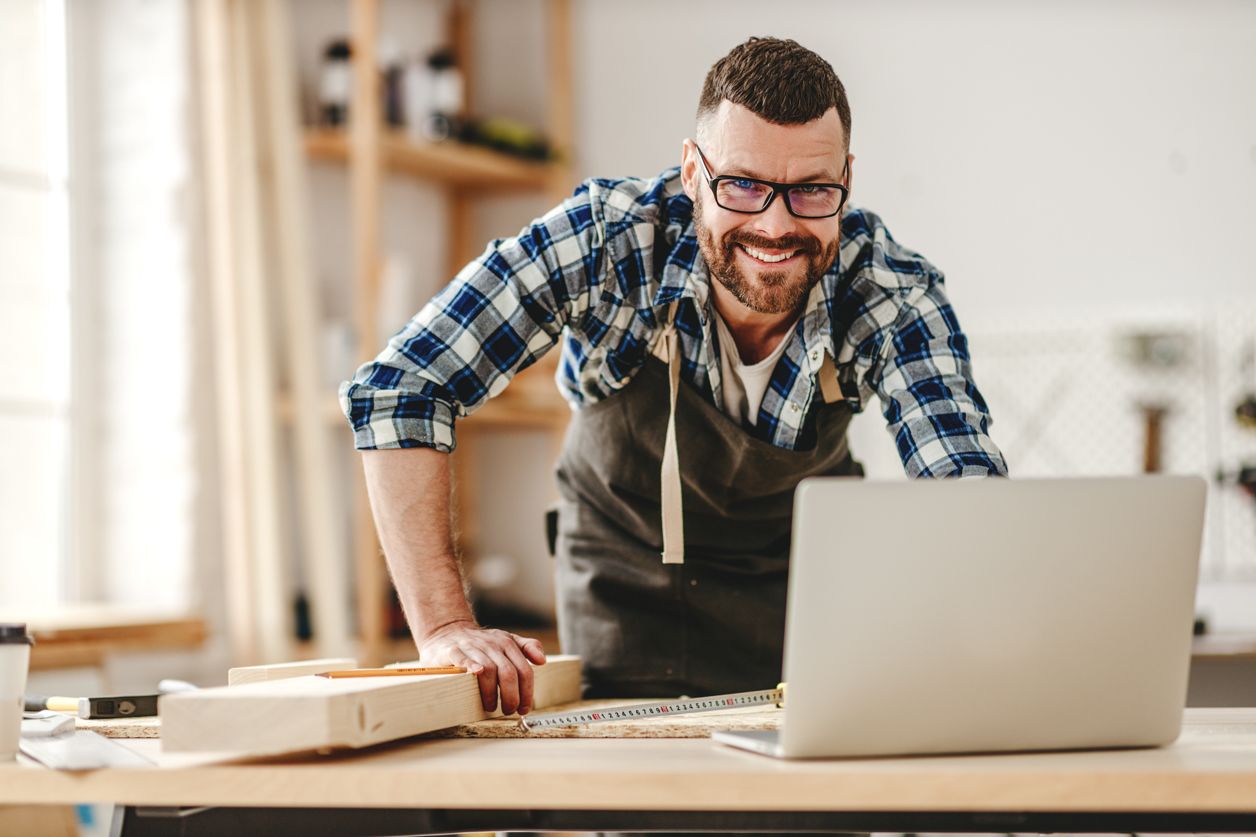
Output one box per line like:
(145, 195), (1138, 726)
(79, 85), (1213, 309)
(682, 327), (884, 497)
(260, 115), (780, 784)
(750, 192), (800, 241)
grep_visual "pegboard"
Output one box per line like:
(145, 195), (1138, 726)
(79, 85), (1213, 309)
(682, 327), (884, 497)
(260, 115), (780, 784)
(967, 303), (1256, 582)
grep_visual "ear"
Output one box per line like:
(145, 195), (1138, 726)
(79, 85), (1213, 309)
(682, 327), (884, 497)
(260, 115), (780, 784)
(681, 139), (700, 201)
(843, 153), (855, 203)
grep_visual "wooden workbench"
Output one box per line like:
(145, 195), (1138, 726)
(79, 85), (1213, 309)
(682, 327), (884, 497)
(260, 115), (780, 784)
(3, 708), (1256, 835)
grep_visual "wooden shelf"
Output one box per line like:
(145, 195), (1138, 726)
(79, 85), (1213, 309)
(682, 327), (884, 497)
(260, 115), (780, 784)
(0, 605), (208, 671)
(464, 395), (570, 431)
(305, 128), (558, 191)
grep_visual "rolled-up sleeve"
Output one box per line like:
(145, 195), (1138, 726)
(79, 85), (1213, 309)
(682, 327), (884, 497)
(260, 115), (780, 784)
(874, 280), (1009, 478)
(339, 189), (602, 451)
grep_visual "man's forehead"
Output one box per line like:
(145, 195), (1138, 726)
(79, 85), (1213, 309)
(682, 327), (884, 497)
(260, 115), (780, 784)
(701, 102), (846, 180)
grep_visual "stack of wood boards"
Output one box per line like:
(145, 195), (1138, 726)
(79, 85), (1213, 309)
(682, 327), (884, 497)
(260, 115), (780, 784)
(159, 655), (581, 756)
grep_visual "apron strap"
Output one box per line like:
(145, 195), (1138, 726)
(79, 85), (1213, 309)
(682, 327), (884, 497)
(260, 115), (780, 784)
(660, 325), (685, 564)
(818, 351), (843, 405)
(651, 303), (685, 565)
(651, 308), (841, 563)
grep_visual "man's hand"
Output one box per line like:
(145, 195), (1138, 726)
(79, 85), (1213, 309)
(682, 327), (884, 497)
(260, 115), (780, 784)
(419, 620), (547, 715)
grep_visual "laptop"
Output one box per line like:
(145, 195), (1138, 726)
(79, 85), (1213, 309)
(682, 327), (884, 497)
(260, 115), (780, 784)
(713, 476), (1206, 759)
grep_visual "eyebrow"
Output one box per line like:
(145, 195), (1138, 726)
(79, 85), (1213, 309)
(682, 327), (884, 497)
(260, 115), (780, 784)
(722, 165), (840, 184)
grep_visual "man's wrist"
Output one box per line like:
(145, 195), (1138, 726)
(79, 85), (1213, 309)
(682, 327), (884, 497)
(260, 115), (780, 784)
(415, 614), (478, 645)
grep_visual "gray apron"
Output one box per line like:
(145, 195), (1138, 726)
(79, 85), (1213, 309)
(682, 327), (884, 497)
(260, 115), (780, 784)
(553, 325), (863, 698)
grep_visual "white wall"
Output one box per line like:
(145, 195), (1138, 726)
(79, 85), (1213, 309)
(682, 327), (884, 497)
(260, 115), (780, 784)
(570, 0), (1256, 320)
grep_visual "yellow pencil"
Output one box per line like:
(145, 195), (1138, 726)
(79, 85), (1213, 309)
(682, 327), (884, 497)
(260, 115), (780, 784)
(316, 666), (467, 679)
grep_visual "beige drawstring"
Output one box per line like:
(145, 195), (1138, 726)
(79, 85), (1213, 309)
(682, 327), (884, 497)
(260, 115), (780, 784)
(660, 323), (685, 564)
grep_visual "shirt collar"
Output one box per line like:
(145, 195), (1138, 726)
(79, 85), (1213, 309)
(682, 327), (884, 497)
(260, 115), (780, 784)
(654, 213), (709, 318)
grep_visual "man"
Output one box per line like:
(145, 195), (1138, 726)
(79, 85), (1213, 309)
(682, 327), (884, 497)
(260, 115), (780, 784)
(341, 37), (1007, 717)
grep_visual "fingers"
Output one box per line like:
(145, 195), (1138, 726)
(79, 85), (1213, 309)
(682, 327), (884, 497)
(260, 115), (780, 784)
(495, 635), (535, 715)
(514, 634), (547, 665)
(432, 643), (484, 676)
(458, 645), (499, 713)
(417, 626), (545, 716)
(480, 642), (522, 716)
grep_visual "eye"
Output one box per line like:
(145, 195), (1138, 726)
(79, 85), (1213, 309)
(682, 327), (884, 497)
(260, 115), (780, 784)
(794, 185), (821, 194)
(730, 178), (757, 190)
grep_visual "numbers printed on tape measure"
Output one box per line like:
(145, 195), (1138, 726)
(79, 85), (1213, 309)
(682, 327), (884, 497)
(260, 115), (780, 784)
(520, 688), (784, 731)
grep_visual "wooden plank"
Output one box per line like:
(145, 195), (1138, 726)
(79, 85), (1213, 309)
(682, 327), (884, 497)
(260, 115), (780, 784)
(193, 0), (259, 666)
(228, 0), (290, 665)
(256, 0), (352, 658)
(447, 0), (473, 118)
(159, 655), (581, 755)
(544, 0), (575, 203)
(228, 657), (358, 686)
(305, 130), (557, 190)
(349, 0), (387, 668)
(0, 806), (77, 836)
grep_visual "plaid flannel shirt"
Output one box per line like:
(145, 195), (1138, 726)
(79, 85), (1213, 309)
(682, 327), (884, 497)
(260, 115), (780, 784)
(340, 167), (1008, 478)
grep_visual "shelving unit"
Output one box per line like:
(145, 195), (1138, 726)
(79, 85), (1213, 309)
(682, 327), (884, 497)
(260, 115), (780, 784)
(321, 0), (574, 664)
(305, 128), (557, 190)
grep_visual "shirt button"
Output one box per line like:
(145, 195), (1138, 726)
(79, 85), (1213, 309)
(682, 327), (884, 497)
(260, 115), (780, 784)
(665, 667), (674, 676)
(810, 349), (819, 363)
(789, 402), (801, 413)
(689, 579), (698, 587)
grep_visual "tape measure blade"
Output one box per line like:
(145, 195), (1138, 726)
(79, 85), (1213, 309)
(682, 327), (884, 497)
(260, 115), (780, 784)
(521, 688), (783, 731)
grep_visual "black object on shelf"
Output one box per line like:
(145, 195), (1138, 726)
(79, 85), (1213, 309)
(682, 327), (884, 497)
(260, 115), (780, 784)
(319, 39), (353, 127)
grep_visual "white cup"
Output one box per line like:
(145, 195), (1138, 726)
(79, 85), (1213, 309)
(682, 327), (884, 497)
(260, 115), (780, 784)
(0, 623), (33, 761)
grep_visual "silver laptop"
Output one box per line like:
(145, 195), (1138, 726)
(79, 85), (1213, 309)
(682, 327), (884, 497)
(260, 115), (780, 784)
(713, 476), (1206, 759)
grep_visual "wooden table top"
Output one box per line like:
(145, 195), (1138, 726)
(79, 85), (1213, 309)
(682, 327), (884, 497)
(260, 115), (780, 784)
(4, 708), (1256, 812)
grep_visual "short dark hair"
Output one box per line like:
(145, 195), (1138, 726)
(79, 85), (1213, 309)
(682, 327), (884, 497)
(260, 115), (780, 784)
(697, 37), (852, 149)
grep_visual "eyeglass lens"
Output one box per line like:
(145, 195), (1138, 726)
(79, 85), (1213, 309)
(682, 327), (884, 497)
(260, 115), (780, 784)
(715, 179), (842, 217)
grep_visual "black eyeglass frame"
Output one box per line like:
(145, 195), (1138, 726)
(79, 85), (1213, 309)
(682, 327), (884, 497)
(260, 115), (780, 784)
(693, 143), (850, 219)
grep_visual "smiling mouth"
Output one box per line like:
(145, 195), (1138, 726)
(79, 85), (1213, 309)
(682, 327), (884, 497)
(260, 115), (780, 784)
(737, 244), (801, 265)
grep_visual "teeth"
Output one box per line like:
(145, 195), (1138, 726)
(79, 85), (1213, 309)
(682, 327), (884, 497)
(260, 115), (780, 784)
(742, 246), (796, 264)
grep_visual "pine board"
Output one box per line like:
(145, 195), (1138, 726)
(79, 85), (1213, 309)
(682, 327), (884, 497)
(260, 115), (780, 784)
(227, 657), (357, 686)
(159, 655), (581, 755)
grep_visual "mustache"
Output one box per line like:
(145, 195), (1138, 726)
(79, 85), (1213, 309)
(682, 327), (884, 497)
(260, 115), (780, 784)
(725, 231), (821, 256)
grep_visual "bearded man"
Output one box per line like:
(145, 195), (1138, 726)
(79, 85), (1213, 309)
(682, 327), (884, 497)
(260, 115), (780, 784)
(342, 37), (1008, 715)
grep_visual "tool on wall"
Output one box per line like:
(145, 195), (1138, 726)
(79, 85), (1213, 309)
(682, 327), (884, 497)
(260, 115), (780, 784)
(520, 686), (785, 731)
(1117, 329), (1193, 474)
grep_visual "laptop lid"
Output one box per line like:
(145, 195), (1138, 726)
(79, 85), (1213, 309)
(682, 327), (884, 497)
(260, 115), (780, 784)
(779, 476), (1206, 758)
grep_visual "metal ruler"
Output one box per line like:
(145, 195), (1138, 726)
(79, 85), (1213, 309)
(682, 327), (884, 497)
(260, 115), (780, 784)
(520, 687), (784, 731)
(19, 729), (156, 770)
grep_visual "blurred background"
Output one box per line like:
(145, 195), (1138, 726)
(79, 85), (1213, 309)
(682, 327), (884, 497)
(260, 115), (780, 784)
(2, 0), (1255, 705)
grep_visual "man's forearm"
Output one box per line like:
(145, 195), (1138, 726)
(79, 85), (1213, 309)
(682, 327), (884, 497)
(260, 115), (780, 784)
(361, 447), (474, 642)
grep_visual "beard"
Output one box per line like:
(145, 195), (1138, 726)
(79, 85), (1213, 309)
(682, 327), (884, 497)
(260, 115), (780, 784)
(693, 191), (840, 315)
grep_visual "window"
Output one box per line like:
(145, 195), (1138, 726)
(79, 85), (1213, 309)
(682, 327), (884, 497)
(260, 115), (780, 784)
(0, 0), (70, 606)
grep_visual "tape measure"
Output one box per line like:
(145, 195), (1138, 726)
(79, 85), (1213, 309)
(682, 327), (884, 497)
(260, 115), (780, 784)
(520, 685), (785, 731)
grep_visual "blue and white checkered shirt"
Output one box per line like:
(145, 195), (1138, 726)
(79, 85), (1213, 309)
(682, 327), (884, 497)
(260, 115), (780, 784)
(341, 167), (1007, 478)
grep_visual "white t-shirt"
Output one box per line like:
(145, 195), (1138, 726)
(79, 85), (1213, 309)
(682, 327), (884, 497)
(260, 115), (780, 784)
(712, 310), (796, 427)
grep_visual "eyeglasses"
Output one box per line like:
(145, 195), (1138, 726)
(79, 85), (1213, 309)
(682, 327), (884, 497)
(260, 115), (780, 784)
(694, 143), (849, 219)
